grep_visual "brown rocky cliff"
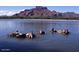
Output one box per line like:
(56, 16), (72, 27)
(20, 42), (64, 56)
(13, 6), (79, 19)
(13, 6), (58, 18)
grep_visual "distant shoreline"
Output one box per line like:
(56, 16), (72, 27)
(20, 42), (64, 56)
(23, 19), (79, 21)
(0, 19), (79, 21)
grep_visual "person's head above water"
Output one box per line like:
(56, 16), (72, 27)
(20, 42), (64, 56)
(52, 28), (54, 30)
(16, 30), (19, 32)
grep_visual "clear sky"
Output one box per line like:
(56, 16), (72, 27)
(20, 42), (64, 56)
(0, 6), (79, 16)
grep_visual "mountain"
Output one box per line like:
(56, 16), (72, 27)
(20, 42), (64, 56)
(13, 6), (79, 19)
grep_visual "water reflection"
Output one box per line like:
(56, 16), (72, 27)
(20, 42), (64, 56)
(0, 19), (79, 51)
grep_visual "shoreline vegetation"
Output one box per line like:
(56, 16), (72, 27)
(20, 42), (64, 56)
(0, 16), (79, 20)
(0, 17), (79, 22)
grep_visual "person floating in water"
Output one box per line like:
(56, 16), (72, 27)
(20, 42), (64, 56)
(49, 28), (57, 32)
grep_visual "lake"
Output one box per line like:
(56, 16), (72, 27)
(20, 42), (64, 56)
(0, 19), (79, 52)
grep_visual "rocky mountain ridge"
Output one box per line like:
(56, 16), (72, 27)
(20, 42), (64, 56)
(13, 6), (79, 19)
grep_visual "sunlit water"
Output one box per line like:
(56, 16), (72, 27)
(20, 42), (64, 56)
(0, 19), (79, 52)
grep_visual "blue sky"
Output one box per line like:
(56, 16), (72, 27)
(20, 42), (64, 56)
(0, 6), (79, 16)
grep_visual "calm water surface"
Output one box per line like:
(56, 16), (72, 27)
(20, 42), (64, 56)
(0, 19), (79, 52)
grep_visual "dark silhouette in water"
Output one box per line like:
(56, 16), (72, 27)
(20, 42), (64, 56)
(16, 33), (26, 38)
(49, 28), (57, 32)
(64, 29), (70, 35)
(9, 29), (70, 39)
(10, 31), (36, 39)
(57, 29), (70, 35)
(39, 30), (45, 35)
(9, 30), (20, 37)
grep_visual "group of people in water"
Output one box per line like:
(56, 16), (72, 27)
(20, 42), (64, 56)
(9, 28), (70, 39)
